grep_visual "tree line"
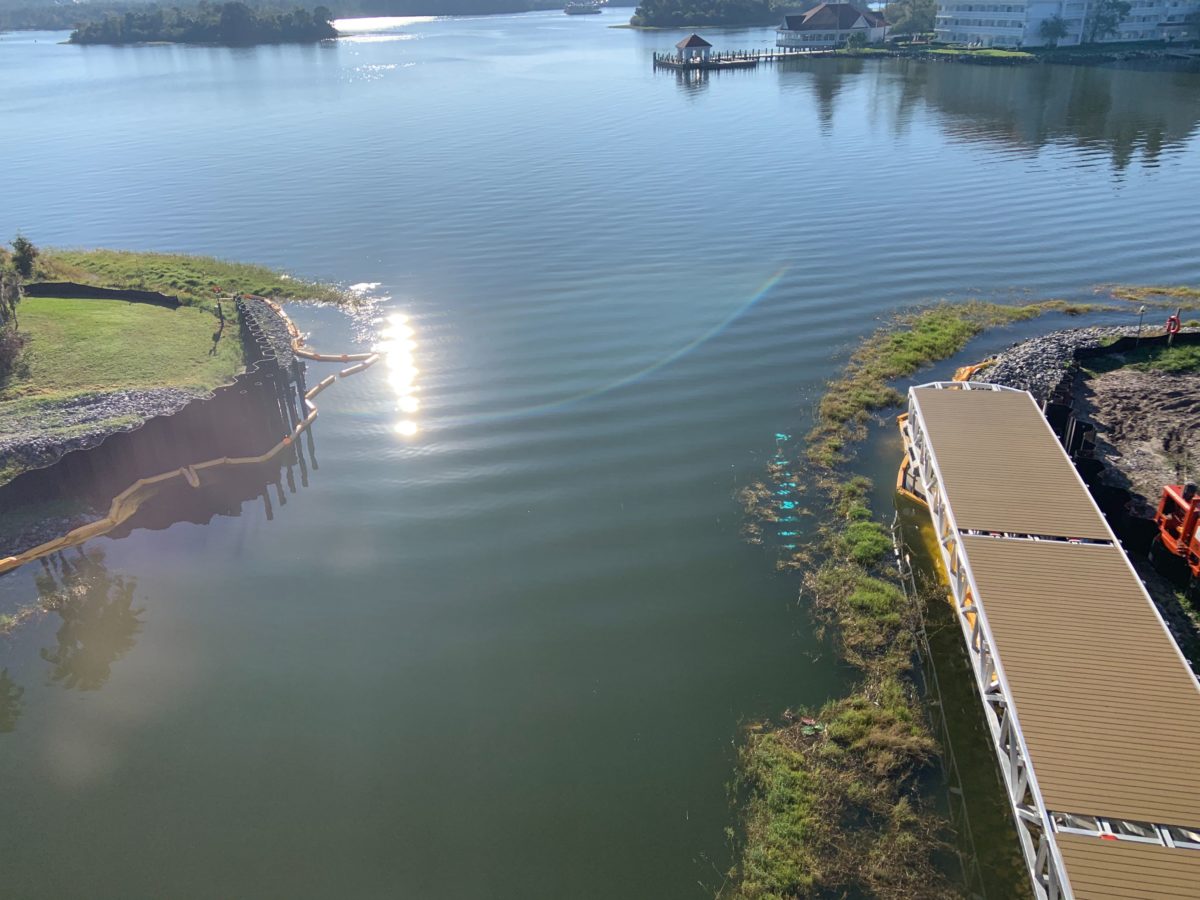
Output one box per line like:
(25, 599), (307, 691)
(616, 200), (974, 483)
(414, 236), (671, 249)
(630, 0), (773, 28)
(629, 0), (935, 34)
(0, 0), (562, 31)
(0, 235), (35, 379)
(68, 1), (336, 44)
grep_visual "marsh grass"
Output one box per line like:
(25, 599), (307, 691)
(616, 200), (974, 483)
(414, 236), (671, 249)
(723, 298), (1120, 899)
(806, 300), (1096, 470)
(1109, 285), (1200, 305)
(725, 470), (957, 899)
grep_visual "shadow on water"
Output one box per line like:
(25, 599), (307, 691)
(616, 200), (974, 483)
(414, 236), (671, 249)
(0, 433), (321, 737)
(671, 66), (709, 95)
(0, 667), (23, 732)
(915, 60), (1200, 170)
(775, 57), (865, 132)
(897, 496), (1029, 898)
(0, 302), (322, 561)
(768, 57), (1200, 169)
(35, 548), (143, 692)
(811, 59), (863, 133)
(0, 419), (322, 728)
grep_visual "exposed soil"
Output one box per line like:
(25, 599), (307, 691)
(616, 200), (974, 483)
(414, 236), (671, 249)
(1074, 367), (1200, 516)
(979, 327), (1200, 664)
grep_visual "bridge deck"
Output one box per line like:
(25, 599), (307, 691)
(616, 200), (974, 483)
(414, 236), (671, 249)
(905, 383), (1200, 900)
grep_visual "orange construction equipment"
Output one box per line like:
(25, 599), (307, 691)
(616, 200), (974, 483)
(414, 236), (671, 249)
(1152, 483), (1200, 594)
(1154, 483), (1199, 557)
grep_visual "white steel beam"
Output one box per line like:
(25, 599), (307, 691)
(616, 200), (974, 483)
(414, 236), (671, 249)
(907, 382), (1071, 900)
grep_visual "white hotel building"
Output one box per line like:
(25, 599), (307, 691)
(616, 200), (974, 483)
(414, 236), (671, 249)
(935, 0), (1200, 47)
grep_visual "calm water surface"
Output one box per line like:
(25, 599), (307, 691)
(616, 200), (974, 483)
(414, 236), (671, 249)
(1, 14), (1198, 898)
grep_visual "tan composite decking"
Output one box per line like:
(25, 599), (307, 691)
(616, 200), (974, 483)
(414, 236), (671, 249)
(911, 387), (1112, 540)
(1056, 833), (1200, 899)
(960, 536), (1200, 825)
(910, 384), (1200, 898)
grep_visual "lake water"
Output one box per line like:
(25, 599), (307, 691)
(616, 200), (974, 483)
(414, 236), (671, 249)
(1, 13), (1199, 898)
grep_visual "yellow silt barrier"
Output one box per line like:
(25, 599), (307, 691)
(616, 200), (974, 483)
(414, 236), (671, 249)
(0, 298), (381, 577)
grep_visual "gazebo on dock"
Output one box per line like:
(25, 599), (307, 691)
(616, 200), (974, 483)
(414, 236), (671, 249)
(675, 33), (712, 61)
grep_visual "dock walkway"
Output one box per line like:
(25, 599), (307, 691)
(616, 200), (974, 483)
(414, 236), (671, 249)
(651, 49), (816, 70)
(901, 382), (1200, 899)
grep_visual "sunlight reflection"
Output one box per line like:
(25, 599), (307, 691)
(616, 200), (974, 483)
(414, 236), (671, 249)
(377, 312), (421, 439)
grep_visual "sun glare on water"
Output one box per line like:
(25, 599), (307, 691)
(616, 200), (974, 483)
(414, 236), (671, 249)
(377, 312), (420, 438)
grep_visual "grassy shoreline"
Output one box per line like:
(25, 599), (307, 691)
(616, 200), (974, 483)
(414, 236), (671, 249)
(0, 247), (351, 487)
(36, 248), (351, 309)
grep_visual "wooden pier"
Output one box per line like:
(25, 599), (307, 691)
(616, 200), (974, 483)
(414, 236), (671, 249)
(900, 382), (1200, 899)
(651, 49), (817, 71)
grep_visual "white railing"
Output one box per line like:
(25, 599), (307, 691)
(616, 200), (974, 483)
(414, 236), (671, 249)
(906, 382), (1071, 900)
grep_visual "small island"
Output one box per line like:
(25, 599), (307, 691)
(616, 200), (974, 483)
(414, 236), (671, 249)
(68, 2), (338, 46)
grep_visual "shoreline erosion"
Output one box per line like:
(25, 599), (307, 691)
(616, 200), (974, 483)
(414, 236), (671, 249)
(0, 249), (353, 489)
(0, 293), (380, 582)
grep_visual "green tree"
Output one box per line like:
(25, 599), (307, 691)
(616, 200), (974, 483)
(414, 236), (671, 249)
(0, 265), (25, 377)
(1039, 14), (1069, 46)
(219, 2), (256, 42)
(630, 0), (772, 27)
(10, 234), (37, 280)
(1085, 0), (1130, 42)
(847, 30), (868, 48)
(883, 0), (935, 34)
(0, 267), (20, 329)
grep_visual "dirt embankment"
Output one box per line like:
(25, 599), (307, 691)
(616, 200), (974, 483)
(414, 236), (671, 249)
(1074, 368), (1200, 514)
(980, 326), (1200, 515)
(979, 327), (1200, 661)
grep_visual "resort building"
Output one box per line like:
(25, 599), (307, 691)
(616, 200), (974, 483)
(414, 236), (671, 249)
(935, 0), (1200, 47)
(776, 3), (890, 48)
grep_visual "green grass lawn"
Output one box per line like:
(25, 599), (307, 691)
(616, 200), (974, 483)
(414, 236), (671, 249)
(38, 249), (348, 308)
(930, 47), (1034, 59)
(2, 296), (244, 403)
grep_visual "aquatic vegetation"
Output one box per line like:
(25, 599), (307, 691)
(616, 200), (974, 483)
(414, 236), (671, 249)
(807, 300), (1091, 470)
(728, 651), (953, 898)
(723, 299), (1122, 898)
(36, 249), (350, 308)
(837, 519), (892, 566)
(725, 468), (955, 899)
(1109, 285), (1200, 304)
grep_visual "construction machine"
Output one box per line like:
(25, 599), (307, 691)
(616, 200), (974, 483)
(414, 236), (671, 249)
(1152, 483), (1200, 595)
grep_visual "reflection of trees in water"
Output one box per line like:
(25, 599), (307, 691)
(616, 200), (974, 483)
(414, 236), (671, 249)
(808, 59), (865, 132)
(0, 668), (24, 733)
(36, 549), (143, 692)
(891, 59), (930, 136)
(917, 63), (1200, 170)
